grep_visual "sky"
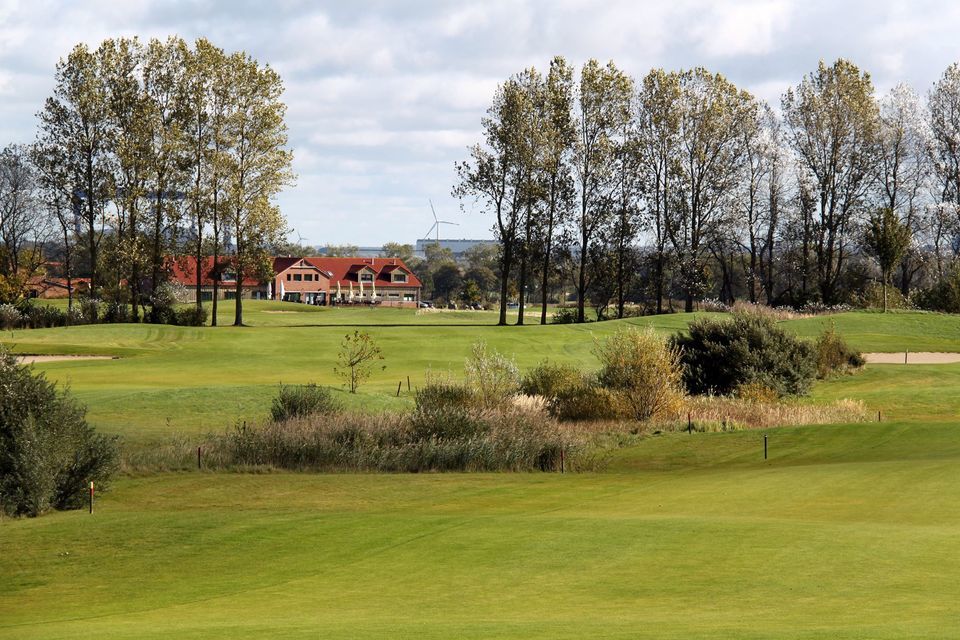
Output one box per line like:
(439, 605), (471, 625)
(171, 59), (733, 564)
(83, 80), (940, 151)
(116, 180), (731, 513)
(1, 0), (960, 247)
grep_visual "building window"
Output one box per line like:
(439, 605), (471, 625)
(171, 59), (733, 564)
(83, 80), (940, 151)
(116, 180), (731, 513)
(286, 274), (291, 281)
(304, 274), (312, 282)
(360, 272), (374, 282)
(293, 274), (302, 281)
(392, 273), (407, 283)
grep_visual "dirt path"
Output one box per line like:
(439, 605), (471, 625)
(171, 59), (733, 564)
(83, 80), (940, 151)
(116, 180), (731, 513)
(864, 352), (960, 364)
(16, 355), (118, 364)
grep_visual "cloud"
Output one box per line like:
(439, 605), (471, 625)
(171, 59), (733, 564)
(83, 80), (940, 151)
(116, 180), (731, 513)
(1, 0), (959, 244)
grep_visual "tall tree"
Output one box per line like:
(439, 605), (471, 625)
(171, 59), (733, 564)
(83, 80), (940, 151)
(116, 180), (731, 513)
(143, 37), (189, 321)
(863, 207), (911, 312)
(537, 56), (576, 324)
(667, 68), (755, 312)
(37, 43), (112, 293)
(782, 59), (879, 304)
(0, 144), (48, 280)
(222, 53), (294, 326)
(570, 59), (633, 322)
(874, 84), (930, 296)
(31, 142), (77, 318)
(636, 69), (682, 314)
(454, 79), (522, 326)
(99, 37), (149, 318)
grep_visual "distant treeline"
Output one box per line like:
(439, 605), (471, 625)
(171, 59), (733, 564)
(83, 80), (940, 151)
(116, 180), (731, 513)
(455, 57), (960, 323)
(0, 37), (293, 326)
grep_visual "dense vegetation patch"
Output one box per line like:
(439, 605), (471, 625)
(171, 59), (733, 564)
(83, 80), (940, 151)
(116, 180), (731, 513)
(0, 350), (117, 517)
(670, 312), (818, 397)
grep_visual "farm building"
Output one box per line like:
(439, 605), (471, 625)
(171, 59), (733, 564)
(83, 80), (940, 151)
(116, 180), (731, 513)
(167, 255), (421, 307)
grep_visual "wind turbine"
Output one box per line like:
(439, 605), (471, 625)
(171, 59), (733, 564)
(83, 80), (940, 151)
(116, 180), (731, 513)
(423, 199), (458, 245)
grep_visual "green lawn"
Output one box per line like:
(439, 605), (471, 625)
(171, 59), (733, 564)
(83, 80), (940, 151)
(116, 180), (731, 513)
(2, 304), (958, 439)
(3, 421), (960, 639)
(4, 307), (960, 637)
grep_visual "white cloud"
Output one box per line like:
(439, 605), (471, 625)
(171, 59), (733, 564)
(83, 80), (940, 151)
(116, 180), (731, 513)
(1, 0), (959, 244)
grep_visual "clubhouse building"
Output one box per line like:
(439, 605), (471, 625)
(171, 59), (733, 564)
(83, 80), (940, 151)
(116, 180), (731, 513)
(169, 256), (422, 307)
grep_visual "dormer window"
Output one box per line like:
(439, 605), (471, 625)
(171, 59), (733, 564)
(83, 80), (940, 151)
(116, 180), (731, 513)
(359, 272), (374, 282)
(392, 272), (407, 283)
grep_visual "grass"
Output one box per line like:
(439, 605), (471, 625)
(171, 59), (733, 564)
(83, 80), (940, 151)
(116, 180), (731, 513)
(3, 306), (960, 637)
(3, 420), (960, 639)
(1, 303), (958, 440)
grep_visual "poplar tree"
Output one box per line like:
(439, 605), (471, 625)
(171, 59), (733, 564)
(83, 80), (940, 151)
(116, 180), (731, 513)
(782, 59), (879, 304)
(37, 44), (112, 293)
(222, 53), (293, 326)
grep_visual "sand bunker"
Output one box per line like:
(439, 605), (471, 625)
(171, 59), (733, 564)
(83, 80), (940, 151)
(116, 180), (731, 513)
(864, 352), (960, 364)
(16, 355), (117, 364)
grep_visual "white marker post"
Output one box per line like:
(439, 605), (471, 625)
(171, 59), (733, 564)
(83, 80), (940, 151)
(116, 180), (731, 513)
(89, 481), (94, 514)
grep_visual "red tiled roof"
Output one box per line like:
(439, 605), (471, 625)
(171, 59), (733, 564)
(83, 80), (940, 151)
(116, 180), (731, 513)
(302, 257), (421, 288)
(167, 256), (260, 287)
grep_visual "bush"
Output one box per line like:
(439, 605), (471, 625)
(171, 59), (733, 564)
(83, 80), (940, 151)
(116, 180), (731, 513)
(670, 312), (817, 397)
(551, 307), (578, 324)
(520, 361), (584, 398)
(549, 385), (628, 421)
(210, 407), (570, 473)
(814, 322), (865, 378)
(0, 303), (22, 330)
(410, 380), (488, 441)
(464, 341), (519, 409)
(174, 305), (208, 327)
(912, 269), (960, 313)
(102, 302), (131, 323)
(79, 298), (101, 324)
(270, 383), (341, 422)
(0, 350), (118, 517)
(23, 303), (66, 329)
(593, 327), (685, 421)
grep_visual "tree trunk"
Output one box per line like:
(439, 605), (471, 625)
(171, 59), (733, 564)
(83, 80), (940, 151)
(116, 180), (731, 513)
(497, 243), (512, 327)
(233, 275), (243, 326)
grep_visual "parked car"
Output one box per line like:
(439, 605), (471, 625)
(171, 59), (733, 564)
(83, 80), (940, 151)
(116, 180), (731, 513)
(418, 301), (433, 308)
(506, 301), (520, 309)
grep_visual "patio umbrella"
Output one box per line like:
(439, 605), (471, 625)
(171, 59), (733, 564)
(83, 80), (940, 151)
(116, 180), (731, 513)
(371, 280), (377, 299)
(349, 281), (354, 300)
(279, 279), (285, 301)
(336, 280), (341, 301)
(359, 279), (364, 298)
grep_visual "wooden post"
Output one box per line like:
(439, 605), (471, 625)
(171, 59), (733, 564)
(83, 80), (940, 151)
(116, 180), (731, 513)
(89, 481), (94, 514)
(407, 376), (411, 392)
(687, 412), (692, 434)
(396, 381), (402, 397)
(560, 448), (565, 474)
(904, 351), (908, 365)
(197, 446), (202, 470)
(878, 410), (882, 422)
(764, 435), (768, 460)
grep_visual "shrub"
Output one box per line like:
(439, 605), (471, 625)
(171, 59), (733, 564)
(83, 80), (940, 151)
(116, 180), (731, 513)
(209, 407), (571, 473)
(79, 298), (101, 324)
(734, 381), (780, 404)
(23, 303), (66, 329)
(520, 360), (584, 398)
(410, 380), (487, 441)
(551, 307), (578, 324)
(102, 302), (131, 324)
(670, 312), (817, 397)
(464, 341), (519, 409)
(912, 268), (960, 313)
(270, 383), (341, 422)
(174, 305), (208, 327)
(0, 349), (118, 517)
(0, 303), (22, 330)
(593, 327), (685, 421)
(814, 322), (865, 378)
(549, 385), (628, 421)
